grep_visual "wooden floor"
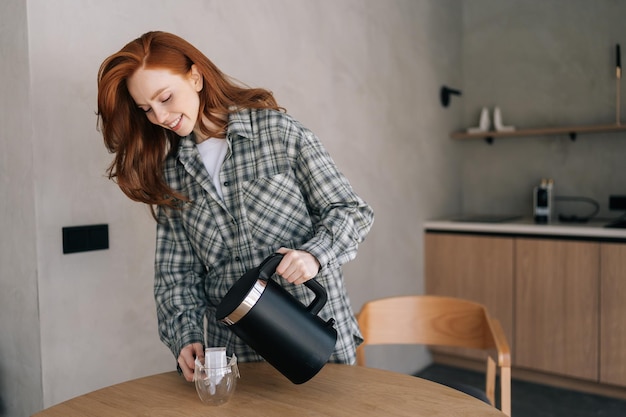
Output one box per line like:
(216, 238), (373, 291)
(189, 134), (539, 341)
(416, 364), (626, 417)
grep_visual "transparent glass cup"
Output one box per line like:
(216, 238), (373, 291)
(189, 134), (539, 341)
(194, 355), (239, 406)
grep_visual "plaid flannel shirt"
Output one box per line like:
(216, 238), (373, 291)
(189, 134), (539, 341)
(154, 108), (374, 365)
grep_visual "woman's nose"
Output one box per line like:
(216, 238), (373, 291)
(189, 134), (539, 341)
(153, 106), (169, 124)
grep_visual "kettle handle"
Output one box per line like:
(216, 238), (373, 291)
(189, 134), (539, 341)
(258, 253), (328, 316)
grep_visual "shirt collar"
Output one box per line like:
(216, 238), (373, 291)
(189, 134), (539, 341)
(176, 109), (253, 160)
(226, 108), (254, 141)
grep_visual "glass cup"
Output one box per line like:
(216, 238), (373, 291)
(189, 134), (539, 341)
(194, 354), (239, 406)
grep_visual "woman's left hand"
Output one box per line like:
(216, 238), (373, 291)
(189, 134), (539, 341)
(275, 248), (321, 285)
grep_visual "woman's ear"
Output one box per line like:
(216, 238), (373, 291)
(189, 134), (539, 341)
(190, 64), (203, 92)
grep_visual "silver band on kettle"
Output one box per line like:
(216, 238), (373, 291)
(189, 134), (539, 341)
(220, 280), (267, 325)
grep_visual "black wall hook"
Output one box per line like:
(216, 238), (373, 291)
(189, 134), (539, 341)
(440, 85), (462, 107)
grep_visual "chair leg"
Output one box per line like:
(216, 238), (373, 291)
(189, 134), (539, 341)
(500, 365), (511, 416)
(486, 356), (496, 406)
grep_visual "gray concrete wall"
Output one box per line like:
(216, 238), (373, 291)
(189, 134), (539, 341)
(0, 1), (42, 416)
(1, 1), (462, 415)
(460, 0), (626, 219)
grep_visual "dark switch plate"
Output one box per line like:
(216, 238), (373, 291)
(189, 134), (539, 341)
(62, 224), (109, 254)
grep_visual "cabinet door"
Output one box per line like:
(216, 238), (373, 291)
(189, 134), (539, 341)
(424, 233), (514, 357)
(600, 243), (626, 387)
(515, 238), (599, 380)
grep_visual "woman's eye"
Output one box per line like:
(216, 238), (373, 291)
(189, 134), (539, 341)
(142, 108), (152, 113)
(161, 95), (171, 103)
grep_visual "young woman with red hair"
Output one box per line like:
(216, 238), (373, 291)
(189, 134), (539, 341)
(97, 31), (373, 382)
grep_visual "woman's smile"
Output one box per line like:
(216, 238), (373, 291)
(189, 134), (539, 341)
(167, 115), (183, 130)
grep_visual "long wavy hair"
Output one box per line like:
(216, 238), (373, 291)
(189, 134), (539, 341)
(97, 31), (282, 214)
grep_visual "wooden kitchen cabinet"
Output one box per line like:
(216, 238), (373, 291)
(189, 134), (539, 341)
(600, 243), (626, 387)
(514, 238), (599, 381)
(424, 225), (626, 396)
(424, 233), (514, 359)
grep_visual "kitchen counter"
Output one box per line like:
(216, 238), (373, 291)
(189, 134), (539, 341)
(425, 217), (626, 241)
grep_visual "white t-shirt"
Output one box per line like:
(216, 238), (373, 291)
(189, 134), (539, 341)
(196, 138), (228, 200)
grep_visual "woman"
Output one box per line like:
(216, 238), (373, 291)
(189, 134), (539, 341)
(97, 31), (374, 382)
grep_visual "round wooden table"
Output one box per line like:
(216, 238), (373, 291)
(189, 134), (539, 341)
(32, 363), (505, 416)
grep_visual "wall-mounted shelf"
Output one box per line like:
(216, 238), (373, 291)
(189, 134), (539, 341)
(451, 123), (626, 144)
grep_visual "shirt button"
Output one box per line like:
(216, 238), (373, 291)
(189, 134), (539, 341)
(223, 181), (230, 187)
(234, 256), (241, 262)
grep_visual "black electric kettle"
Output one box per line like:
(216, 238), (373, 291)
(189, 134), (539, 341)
(215, 253), (338, 384)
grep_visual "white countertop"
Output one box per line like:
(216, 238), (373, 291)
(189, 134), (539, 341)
(424, 217), (626, 240)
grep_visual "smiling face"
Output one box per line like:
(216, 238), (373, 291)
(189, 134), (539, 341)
(127, 65), (204, 138)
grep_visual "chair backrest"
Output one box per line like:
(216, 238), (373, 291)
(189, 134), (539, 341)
(356, 295), (512, 416)
(357, 295), (498, 354)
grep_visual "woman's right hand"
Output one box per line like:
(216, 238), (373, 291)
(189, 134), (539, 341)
(178, 342), (204, 382)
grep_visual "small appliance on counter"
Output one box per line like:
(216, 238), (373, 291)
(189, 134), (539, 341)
(605, 195), (626, 228)
(533, 178), (554, 224)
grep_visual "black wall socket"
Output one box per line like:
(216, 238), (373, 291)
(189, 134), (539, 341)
(609, 195), (626, 211)
(62, 224), (109, 254)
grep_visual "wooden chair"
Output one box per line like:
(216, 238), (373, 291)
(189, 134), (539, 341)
(356, 295), (511, 416)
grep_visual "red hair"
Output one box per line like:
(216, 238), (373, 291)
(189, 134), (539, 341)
(97, 31), (282, 213)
